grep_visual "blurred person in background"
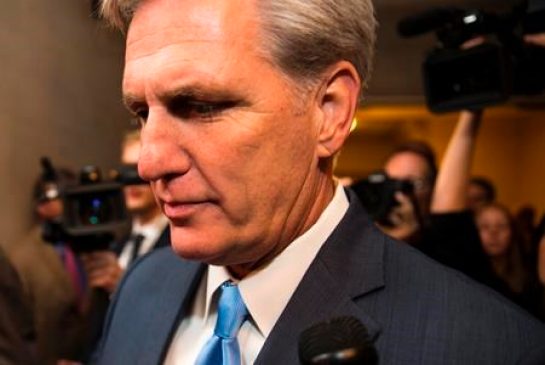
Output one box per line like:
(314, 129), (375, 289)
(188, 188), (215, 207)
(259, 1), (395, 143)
(515, 205), (540, 260)
(467, 176), (496, 212)
(0, 245), (37, 365)
(80, 129), (169, 360)
(539, 234), (545, 287)
(9, 164), (88, 364)
(534, 217), (545, 289)
(524, 12), (545, 298)
(476, 203), (544, 319)
(381, 140), (436, 242)
(81, 130), (169, 296)
(376, 111), (500, 289)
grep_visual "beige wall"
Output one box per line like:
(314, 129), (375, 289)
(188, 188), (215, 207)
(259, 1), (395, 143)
(0, 1), (128, 249)
(336, 106), (545, 218)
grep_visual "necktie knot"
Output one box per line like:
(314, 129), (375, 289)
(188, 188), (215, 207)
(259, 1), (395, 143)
(195, 280), (248, 365)
(215, 281), (248, 339)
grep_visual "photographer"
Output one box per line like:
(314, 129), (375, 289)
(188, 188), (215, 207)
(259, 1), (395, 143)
(377, 110), (501, 289)
(9, 166), (88, 364)
(0, 246), (37, 365)
(81, 129), (169, 294)
(79, 130), (169, 360)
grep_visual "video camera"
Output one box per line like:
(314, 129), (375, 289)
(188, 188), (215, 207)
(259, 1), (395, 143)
(398, 1), (545, 113)
(39, 158), (147, 252)
(351, 171), (414, 226)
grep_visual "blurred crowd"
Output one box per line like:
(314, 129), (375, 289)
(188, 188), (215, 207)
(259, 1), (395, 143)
(1, 130), (169, 364)
(350, 110), (545, 321)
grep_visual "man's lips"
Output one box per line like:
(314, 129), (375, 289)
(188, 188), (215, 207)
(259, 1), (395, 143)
(162, 201), (207, 221)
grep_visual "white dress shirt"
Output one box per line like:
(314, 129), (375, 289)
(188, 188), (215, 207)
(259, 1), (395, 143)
(118, 214), (169, 270)
(164, 183), (349, 364)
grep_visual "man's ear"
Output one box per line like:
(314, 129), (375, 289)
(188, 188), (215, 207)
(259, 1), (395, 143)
(315, 61), (361, 158)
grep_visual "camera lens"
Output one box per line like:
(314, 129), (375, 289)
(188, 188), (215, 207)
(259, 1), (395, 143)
(78, 196), (112, 226)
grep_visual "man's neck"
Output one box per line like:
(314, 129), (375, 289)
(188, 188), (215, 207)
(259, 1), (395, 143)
(227, 178), (337, 279)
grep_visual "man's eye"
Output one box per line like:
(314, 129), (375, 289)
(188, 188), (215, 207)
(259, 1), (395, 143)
(170, 100), (234, 120)
(135, 109), (149, 125)
(193, 102), (218, 115)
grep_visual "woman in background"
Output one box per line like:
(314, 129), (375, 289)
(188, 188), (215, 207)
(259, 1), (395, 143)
(476, 203), (544, 319)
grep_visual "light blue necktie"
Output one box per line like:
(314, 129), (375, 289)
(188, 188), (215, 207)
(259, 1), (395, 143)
(195, 281), (249, 365)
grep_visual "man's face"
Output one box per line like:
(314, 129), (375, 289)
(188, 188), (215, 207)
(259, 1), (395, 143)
(36, 199), (63, 221)
(124, 0), (325, 268)
(384, 152), (433, 216)
(122, 140), (158, 215)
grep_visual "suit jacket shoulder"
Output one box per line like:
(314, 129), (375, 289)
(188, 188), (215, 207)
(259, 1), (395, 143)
(256, 189), (545, 364)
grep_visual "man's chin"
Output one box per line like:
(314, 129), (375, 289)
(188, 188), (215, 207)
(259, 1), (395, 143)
(170, 237), (219, 262)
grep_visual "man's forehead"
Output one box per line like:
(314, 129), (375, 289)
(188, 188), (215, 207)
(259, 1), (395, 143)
(386, 152), (431, 178)
(126, 0), (258, 53)
(122, 0), (268, 103)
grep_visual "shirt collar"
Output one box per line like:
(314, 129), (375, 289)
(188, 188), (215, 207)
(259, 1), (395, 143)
(132, 214), (168, 238)
(205, 183), (349, 337)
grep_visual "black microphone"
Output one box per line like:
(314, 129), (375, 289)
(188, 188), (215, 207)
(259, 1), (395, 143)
(397, 7), (462, 38)
(298, 316), (378, 365)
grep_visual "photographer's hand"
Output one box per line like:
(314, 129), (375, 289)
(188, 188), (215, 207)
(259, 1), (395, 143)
(377, 192), (420, 242)
(81, 251), (123, 294)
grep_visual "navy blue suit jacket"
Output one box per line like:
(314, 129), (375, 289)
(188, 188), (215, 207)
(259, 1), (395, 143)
(95, 190), (545, 364)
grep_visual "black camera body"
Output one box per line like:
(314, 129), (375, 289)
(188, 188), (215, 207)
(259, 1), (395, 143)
(398, 2), (545, 113)
(59, 165), (148, 252)
(37, 161), (148, 252)
(351, 172), (414, 226)
(62, 180), (130, 252)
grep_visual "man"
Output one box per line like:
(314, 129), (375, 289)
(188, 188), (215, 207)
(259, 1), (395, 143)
(10, 166), (88, 364)
(95, 0), (545, 364)
(467, 176), (496, 212)
(0, 246), (37, 365)
(378, 114), (507, 294)
(381, 141), (437, 242)
(118, 130), (170, 268)
(82, 130), (169, 294)
(80, 130), (169, 361)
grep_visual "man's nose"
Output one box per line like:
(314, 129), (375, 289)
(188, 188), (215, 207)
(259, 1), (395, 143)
(138, 115), (190, 182)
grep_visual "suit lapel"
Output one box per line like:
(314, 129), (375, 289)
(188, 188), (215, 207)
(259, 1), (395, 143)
(255, 189), (385, 364)
(149, 258), (205, 364)
(103, 249), (205, 364)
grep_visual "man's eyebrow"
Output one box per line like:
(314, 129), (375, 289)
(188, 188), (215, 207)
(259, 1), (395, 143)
(161, 85), (239, 103)
(122, 85), (246, 111)
(122, 93), (145, 112)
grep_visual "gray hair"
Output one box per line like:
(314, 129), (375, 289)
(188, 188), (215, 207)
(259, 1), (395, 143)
(101, 0), (377, 95)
